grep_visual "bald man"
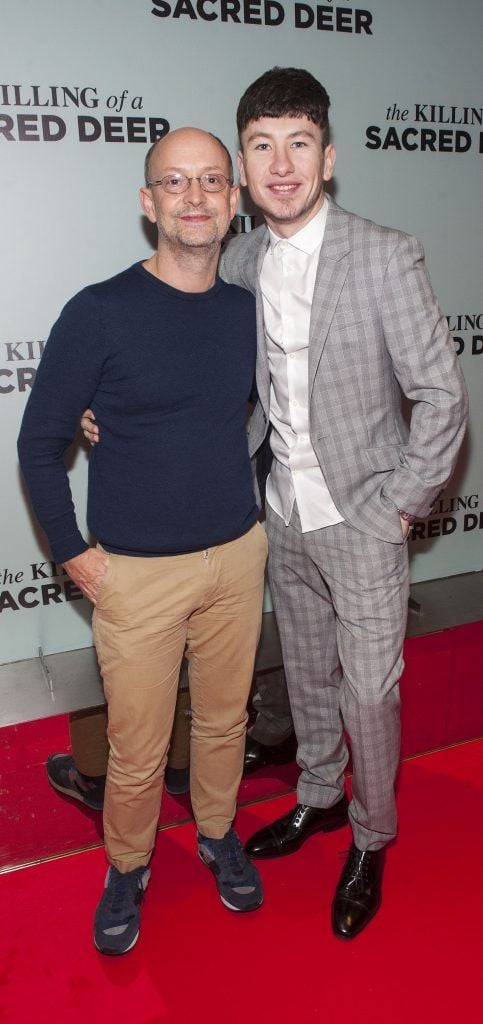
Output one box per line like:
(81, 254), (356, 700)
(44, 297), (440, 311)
(18, 128), (267, 955)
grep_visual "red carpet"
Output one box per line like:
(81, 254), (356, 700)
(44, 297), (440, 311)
(0, 714), (298, 870)
(1, 738), (483, 1024)
(4, 620), (483, 871)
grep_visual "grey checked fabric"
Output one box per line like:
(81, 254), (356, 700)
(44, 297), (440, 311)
(221, 198), (468, 541)
(220, 197), (468, 850)
(267, 503), (408, 851)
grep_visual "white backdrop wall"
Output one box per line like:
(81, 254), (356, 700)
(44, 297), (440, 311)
(1, 0), (482, 664)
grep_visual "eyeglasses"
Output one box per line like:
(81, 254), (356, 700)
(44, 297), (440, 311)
(147, 173), (232, 194)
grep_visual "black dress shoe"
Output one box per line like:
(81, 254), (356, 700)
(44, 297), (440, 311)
(332, 843), (384, 939)
(245, 795), (349, 859)
(243, 732), (298, 776)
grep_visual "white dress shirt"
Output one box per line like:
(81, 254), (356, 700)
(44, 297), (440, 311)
(260, 202), (344, 532)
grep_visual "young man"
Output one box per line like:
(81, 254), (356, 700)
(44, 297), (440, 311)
(220, 67), (468, 938)
(18, 128), (268, 955)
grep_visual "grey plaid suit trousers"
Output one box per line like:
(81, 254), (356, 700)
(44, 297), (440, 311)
(267, 502), (409, 851)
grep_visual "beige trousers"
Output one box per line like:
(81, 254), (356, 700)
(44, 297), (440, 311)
(69, 659), (191, 777)
(92, 523), (267, 872)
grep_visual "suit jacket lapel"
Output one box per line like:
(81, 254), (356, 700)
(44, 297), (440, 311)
(308, 202), (351, 398)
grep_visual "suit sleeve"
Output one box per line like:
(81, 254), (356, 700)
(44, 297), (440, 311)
(17, 291), (105, 563)
(379, 234), (468, 517)
(220, 236), (258, 294)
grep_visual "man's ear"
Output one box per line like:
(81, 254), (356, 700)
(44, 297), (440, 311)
(229, 183), (240, 221)
(139, 186), (157, 223)
(237, 150), (247, 188)
(323, 144), (336, 182)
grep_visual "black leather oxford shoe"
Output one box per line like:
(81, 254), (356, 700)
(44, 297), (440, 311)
(332, 843), (384, 939)
(243, 732), (298, 776)
(245, 795), (349, 859)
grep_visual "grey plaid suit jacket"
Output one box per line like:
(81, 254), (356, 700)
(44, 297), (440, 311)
(220, 199), (468, 544)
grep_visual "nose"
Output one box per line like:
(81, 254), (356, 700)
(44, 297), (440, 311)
(269, 145), (295, 176)
(184, 177), (205, 205)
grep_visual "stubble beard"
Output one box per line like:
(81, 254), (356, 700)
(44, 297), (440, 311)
(264, 183), (324, 230)
(164, 233), (222, 261)
(160, 210), (226, 254)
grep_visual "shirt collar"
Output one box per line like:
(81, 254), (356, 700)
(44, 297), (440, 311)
(267, 199), (328, 256)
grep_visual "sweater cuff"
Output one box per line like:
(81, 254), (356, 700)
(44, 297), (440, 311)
(50, 532), (89, 566)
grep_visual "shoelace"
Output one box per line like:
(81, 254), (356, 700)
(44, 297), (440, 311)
(107, 871), (143, 917)
(292, 805), (307, 828)
(218, 832), (251, 878)
(338, 848), (373, 892)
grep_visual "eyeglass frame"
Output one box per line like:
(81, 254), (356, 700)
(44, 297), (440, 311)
(146, 173), (233, 194)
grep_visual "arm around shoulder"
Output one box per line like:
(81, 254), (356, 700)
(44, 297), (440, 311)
(219, 227), (266, 294)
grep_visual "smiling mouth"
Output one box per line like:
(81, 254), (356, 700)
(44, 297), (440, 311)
(267, 183), (300, 195)
(179, 214), (212, 222)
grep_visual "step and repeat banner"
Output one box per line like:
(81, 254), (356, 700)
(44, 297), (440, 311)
(1, 0), (482, 663)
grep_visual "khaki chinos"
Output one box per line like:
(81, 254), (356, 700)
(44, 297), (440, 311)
(68, 657), (192, 778)
(92, 522), (267, 873)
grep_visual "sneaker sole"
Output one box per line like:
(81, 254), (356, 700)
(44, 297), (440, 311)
(220, 894), (264, 913)
(94, 930), (140, 956)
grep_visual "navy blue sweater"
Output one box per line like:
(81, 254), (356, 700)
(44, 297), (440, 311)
(18, 264), (259, 563)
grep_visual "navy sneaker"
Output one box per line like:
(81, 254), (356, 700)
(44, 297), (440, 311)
(46, 753), (105, 811)
(198, 828), (263, 912)
(94, 865), (150, 955)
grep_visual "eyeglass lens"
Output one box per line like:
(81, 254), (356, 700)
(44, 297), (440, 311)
(152, 174), (229, 193)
